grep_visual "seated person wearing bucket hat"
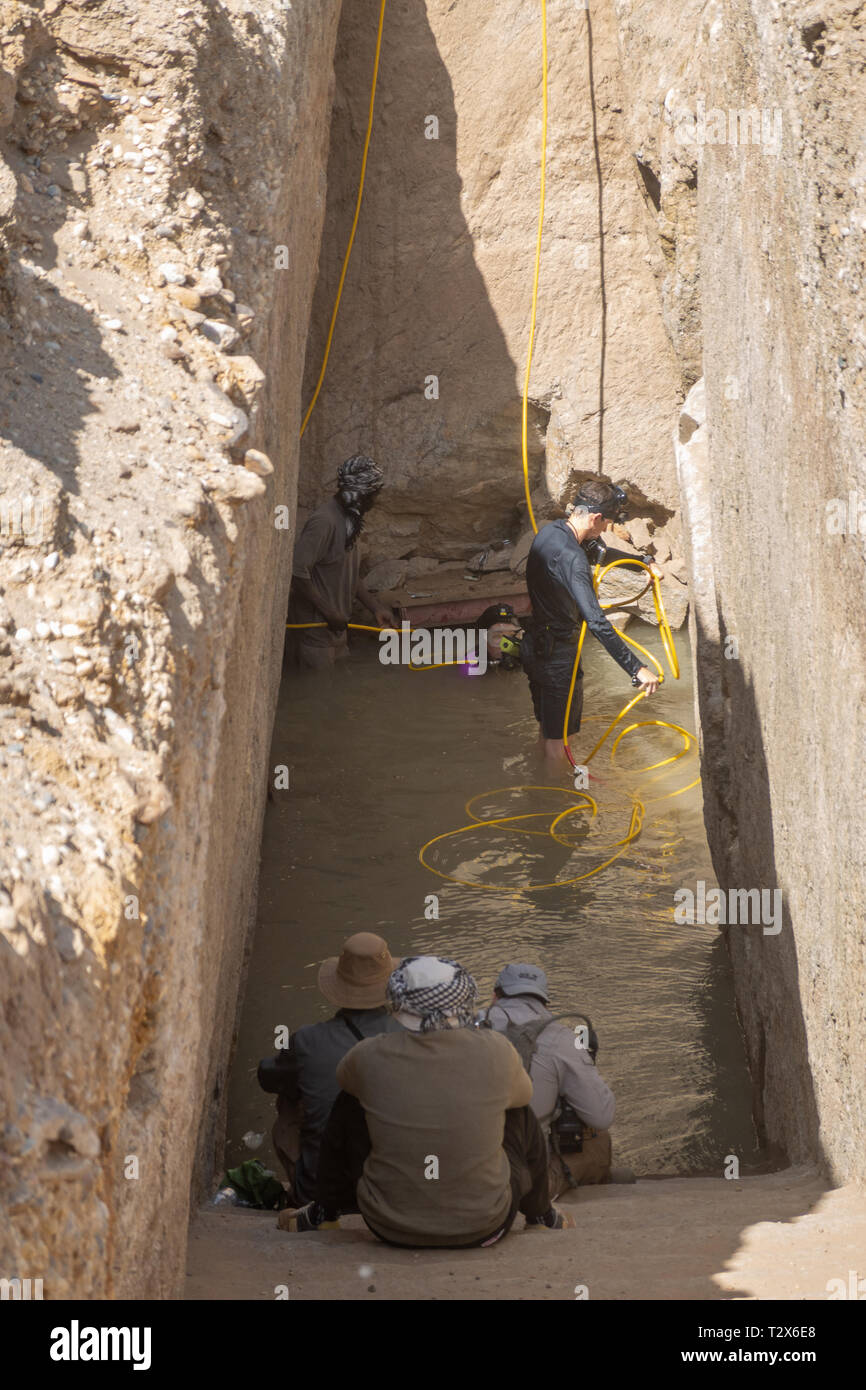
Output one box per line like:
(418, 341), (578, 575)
(257, 932), (402, 1206)
(481, 963), (621, 1197)
(279, 955), (575, 1242)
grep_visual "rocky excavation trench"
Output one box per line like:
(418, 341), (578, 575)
(1, 0), (864, 1300)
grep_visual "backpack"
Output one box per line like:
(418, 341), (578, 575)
(483, 1009), (602, 1169)
(483, 1008), (599, 1073)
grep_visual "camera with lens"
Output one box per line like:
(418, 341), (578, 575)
(552, 1099), (585, 1154)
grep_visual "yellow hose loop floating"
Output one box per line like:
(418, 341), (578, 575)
(577, 798), (644, 853)
(548, 797), (641, 851)
(299, 0), (388, 439)
(609, 719), (693, 773)
(417, 786), (645, 893)
(521, 0), (548, 536)
(582, 691), (648, 764)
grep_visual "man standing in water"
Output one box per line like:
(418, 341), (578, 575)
(521, 478), (663, 763)
(287, 455), (394, 669)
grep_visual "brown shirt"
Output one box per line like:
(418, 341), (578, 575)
(336, 1027), (532, 1247)
(289, 497), (360, 626)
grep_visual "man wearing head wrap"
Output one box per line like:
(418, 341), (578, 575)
(279, 955), (575, 1241)
(287, 455), (394, 669)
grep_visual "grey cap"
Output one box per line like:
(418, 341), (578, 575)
(495, 963), (549, 1003)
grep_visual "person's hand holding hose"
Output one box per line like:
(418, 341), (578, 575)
(638, 555), (665, 581)
(634, 666), (660, 694)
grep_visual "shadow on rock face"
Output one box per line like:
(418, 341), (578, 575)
(299, 0), (552, 556)
(694, 607), (825, 1177)
(0, 125), (118, 512)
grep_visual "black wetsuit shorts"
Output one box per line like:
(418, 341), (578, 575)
(520, 626), (584, 740)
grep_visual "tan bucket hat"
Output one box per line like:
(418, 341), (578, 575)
(317, 932), (395, 1009)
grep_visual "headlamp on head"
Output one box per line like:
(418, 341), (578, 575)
(573, 483), (629, 525)
(604, 485), (629, 524)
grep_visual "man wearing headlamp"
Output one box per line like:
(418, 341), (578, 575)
(522, 477), (663, 763)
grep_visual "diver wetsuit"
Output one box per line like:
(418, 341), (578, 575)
(522, 520), (645, 739)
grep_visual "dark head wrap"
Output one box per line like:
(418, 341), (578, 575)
(336, 455), (384, 548)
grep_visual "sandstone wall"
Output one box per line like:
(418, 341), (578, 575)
(631, 0), (865, 1183)
(687, 0), (866, 1183)
(2, 0), (864, 1306)
(299, 0), (686, 566)
(0, 0), (340, 1298)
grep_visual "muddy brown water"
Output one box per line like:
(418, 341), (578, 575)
(225, 625), (762, 1179)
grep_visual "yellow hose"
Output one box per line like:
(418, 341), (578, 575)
(560, 558), (675, 763)
(286, 621), (479, 670)
(416, 558), (697, 892)
(286, 622), (384, 632)
(299, 0), (388, 439)
(418, 787), (646, 892)
(290, 0), (699, 894)
(521, 0), (548, 536)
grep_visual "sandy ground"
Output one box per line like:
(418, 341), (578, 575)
(185, 1166), (866, 1301)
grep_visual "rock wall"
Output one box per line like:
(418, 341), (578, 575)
(684, 0), (865, 1183)
(300, 0), (866, 1182)
(627, 0), (865, 1183)
(0, 0), (341, 1298)
(299, 0), (686, 568)
(2, 0), (864, 1305)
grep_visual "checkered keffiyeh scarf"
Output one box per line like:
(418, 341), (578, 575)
(387, 956), (479, 1033)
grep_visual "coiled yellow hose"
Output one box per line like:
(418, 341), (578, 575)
(416, 560), (696, 892)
